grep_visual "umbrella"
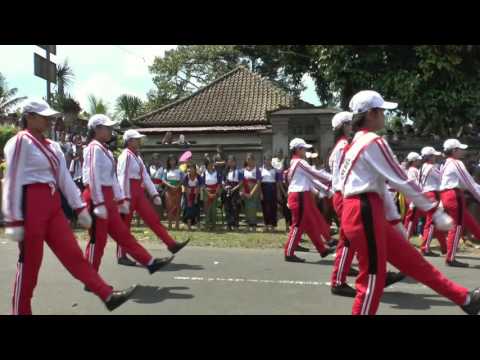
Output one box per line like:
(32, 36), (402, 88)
(179, 150), (192, 163)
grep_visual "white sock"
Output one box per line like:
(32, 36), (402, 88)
(464, 294), (471, 306)
(148, 258), (155, 266)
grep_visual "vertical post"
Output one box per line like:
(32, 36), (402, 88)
(46, 46), (51, 105)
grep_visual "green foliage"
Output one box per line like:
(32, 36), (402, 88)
(0, 73), (26, 115)
(56, 59), (75, 98)
(0, 124), (19, 155)
(87, 94), (109, 116)
(51, 92), (82, 114)
(115, 94), (144, 127)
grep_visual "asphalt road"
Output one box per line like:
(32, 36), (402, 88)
(1, 238), (479, 315)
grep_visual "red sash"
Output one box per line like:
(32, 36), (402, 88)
(126, 148), (145, 183)
(242, 179), (257, 195)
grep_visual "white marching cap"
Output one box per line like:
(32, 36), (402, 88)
(349, 90), (398, 114)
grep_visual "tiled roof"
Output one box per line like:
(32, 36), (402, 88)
(134, 125), (269, 133)
(135, 66), (313, 127)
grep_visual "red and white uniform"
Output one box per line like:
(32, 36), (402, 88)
(115, 148), (176, 259)
(284, 155), (331, 257)
(3, 131), (114, 315)
(403, 166), (423, 238)
(419, 162), (447, 254)
(340, 130), (468, 315)
(82, 140), (154, 271)
(439, 157), (480, 262)
(329, 136), (356, 287)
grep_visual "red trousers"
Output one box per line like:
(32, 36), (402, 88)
(83, 186), (153, 272)
(12, 184), (113, 315)
(284, 192), (329, 257)
(440, 189), (480, 263)
(342, 192), (468, 315)
(117, 180), (176, 259)
(420, 191), (447, 254)
(330, 191), (356, 287)
(403, 201), (425, 240)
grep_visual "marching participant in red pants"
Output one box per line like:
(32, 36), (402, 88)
(283, 138), (335, 262)
(403, 152), (424, 239)
(418, 146), (448, 257)
(340, 90), (480, 315)
(115, 130), (190, 266)
(328, 111), (359, 297)
(83, 115), (173, 277)
(439, 139), (480, 267)
(3, 99), (137, 314)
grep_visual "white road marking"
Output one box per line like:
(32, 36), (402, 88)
(173, 276), (428, 290)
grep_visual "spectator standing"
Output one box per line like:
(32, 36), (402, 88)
(162, 154), (184, 230)
(182, 163), (202, 230)
(202, 157), (223, 231)
(222, 155), (243, 231)
(260, 153), (282, 232)
(241, 153), (262, 232)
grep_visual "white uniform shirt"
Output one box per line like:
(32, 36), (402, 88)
(117, 148), (158, 200)
(329, 137), (349, 193)
(226, 168), (241, 183)
(287, 156), (332, 194)
(407, 166), (420, 185)
(420, 162), (441, 193)
(243, 167), (260, 181)
(83, 140), (124, 206)
(204, 170), (219, 186)
(342, 131), (435, 212)
(2, 131), (85, 223)
(164, 169), (182, 183)
(440, 157), (480, 203)
(261, 167), (277, 183)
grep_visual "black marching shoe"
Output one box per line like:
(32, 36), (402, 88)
(285, 255), (306, 263)
(296, 244), (310, 252)
(148, 256), (174, 274)
(168, 238), (191, 254)
(105, 285), (138, 312)
(461, 288), (480, 315)
(118, 256), (137, 267)
(327, 239), (338, 248)
(421, 250), (440, 257)
(385, 271), (406, 288)
(446, 260), (470, 268)
(331, 283), (356, 298)
(347, 268), (360, 277)
(320, 247), (335, 258)
(84, 285), (92, 293)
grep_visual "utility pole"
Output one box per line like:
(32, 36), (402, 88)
(46, 47), (51, 104)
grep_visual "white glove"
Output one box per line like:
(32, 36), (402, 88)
(5, 226), (24, 242)
(93, 205), (108, 219)
(77, 208), (92, 229)
(394, 222), (408, 241)
(409, 202), (415, 210)
(119, 201), (130, 215)
(433, 207), (453, 231)
(153, 195), (162, 206)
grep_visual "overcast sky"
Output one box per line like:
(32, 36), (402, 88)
(0, 45), (322, 111)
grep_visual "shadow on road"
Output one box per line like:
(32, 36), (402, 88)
(159, 263), (205, 272)
(131, 285), (194, 304)
(380, 291), (453, 311)
(456, 255), (480, 261)
(303, 259), (335, 266)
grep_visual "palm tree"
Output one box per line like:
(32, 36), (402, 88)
(115, 94), (144, 125)
(56, 59), (75, 98)
(0, 73), (26, 115)
(87, 94), (108, 115)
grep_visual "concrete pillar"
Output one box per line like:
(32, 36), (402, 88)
(271, 117), (289, 157)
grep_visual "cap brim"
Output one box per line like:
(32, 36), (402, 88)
(302, 144), (313, 149)
(434, 151), (441, 155)
(133, 134), (146, 139)
(380, 101), (398, 110)
(460, 144), (468, 149)
(36, 108), (62, 118)
(103, 120), (119, 127)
